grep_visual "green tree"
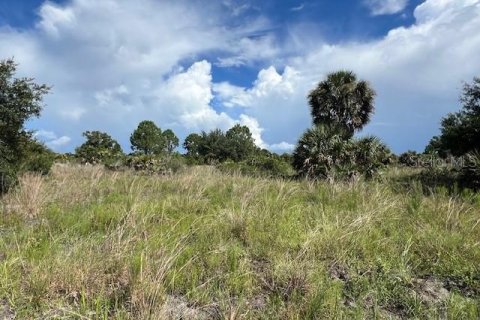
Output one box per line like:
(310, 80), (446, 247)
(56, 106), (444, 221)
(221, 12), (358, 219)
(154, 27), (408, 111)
(308, 71), (375, 138)
(184, 125), (257, 164)
(75, 131), (123, 164)
(162, 129), (179, 153)
(225, 124), (256, 162)
(130, 120), (165, 155)
(198, 129), (229, 163)
(293, 125), (353, 179)
(294, 71), (389, 180)
(352, 136), (392, 178)
(0, 58), (51, 193)
(426, 77), (480, 156)
(184, 133), (202, 159)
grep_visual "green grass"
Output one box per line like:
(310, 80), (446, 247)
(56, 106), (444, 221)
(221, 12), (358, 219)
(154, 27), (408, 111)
(0, 164), (479, 319)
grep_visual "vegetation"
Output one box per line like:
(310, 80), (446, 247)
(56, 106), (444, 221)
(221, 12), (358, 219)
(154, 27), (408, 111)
(308, 70), (375, 138)
(162, 129), (179, 154)
(0, 58), (53, 194)
(426, 77), (480, 157)
(130, 120), (165, 155)
(1, 59), (479, 318)
(0, 165), (479, 319)
(75, 131), (124, 165)
(294, 71), (390, 180)
(184, 125), (257, 164)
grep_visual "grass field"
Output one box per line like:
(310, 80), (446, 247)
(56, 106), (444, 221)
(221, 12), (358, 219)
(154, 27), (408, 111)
(0, 164), (479, 319)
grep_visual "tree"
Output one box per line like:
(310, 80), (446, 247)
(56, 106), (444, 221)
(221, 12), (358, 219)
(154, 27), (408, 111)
(184, 133), (202, 159)
(294, 71), (389, 180)
(425, 77), (480, 156)
(75, 131), (123, 164)
(293, 125), (354, 179)
(184, 125), (258, 164)
(198, 129), (229, 163)
(225, 124), (256, 162)
(0, 58), (51, 193)
(308, 71), (375, 138)
(162, 129), (179, 153)
(130, 120), (165, 155)
(352, 136), (392, 178)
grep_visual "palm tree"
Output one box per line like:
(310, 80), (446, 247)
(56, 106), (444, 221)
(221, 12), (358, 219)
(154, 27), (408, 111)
(293, 125), (354, 179)
(308, 71), (375, 138)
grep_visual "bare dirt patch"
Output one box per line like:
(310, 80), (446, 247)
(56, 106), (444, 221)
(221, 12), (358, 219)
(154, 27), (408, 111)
(411, 278), (449, 305)
(0, 299), (15, 320)
(159, 296), (220, 320)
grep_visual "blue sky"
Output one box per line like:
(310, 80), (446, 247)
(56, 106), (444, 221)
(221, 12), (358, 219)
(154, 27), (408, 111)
(1, 0), (479, 154)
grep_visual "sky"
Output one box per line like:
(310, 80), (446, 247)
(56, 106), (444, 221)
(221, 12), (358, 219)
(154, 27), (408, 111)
(1, 0), (479, 154)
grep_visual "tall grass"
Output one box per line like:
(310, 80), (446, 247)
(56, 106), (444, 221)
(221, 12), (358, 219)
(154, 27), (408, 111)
(0, 164), (479, 319)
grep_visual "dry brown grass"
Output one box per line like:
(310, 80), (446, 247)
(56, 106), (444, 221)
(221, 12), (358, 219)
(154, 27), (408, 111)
(2, 172), (51, 218)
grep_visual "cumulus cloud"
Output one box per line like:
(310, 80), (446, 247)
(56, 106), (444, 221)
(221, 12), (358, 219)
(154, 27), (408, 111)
(364, 0), (409, 15)
(0, 0), (282, 151)
(34, 130), (72, 150)
(217, 0), (480, 152)
(214, 65), (307, 148)
(270, 142), (296, 153)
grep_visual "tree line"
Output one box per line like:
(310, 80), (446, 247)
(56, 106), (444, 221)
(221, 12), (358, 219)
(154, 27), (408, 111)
(1, 58), (479, 194)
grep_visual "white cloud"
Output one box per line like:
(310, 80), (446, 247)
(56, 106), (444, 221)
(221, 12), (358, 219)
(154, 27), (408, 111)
(48, 136), (72, 148)
(37, 2), (75, 37)
(364, 0), (409, 15)
(216, 0), (480, 152)
(157, 60), (236, 131)
(0, 0), (278, 151)
(215, 34), (279, 68)
(215, 66), (301, 108)
(238, 114), (267, 149)
(291, 4), (305, 12)
(34, 130), (57, 141)
(213, 65), (308, 148)
(34, 130), (71, 150)
(270, 142), (296, 153)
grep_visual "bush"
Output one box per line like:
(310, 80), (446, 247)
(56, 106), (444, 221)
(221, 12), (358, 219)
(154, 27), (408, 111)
(19, 139), (55, 175)
(75, 131), (124, 165)
(293, 125), (353, 179)
(352, 136), (392, 178)
(0, 163), (16, 195)
(218, 154), (294, 178)
(459, 152), (480, 190)
(398, 151), (420, 167)
(293, 126), (390, 180)
(125, 154), (186, 175)
(1, 138), (54, 194)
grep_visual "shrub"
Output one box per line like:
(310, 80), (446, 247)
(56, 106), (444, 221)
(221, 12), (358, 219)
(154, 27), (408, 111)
(218, 154), (294, 178)
(399, 151), (420, 167)
(293, 125), (353, 179)
(0, 163), (16, 195)
(352, 136), (392, 178)
(19, 139), (55, 175)
(183, 125), (257, 164)
(125, 154), (186, 175)
(293, 127), (391, 180)
(459, 151), (480, 190)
